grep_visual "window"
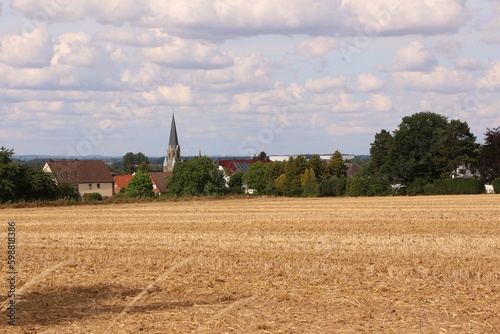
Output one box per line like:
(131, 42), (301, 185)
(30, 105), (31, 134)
(97, 184), (100, 189)
(73, 184), (79, 193)
(89, 184), (92, 189)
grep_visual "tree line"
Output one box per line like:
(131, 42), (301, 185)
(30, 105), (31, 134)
(168, 111), (500, 197)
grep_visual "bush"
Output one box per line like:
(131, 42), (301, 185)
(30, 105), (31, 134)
(319, 176), (346, 197)
(346, 176), (391, 197)
(426, 178), (484, 195)
(87, 192), (103, 201)
(493, 178), (500, 194)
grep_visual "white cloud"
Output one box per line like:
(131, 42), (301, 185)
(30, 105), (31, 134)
(477, 61), (500, 91)
(141, 84), (193, 105)
(481, 35), (500, 45)
(96, 28), (171, 47)
(356, 73), (385, 92)
(140, 37), (233, 69)
(392, 41), (438, 71)
(393, 66), (475, 94)
(304, 76), (346, 93)
(365, 93), (392, 112)
(332, 93), (362, 112)
(435, 39), (462, 57)
(455, 57), (486, 71)
(296, 36), (339, 58)
(341, 0), (465, 35)
(0, 27), (53, 67)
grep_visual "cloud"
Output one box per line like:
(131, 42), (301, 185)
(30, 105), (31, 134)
(435, 39), (462, 57)
(296, 36), (339, 58)
(0, 27), (53, 67)
(332, 93), (362, 112)
(0, 1), (3, 16)
(477, 61), (500, 91)
(455, 57), (487, 71)
(304, 76), (346, 93)
(340, 0), (465, 35)
(140, 37), (233, 69)
(365, 93), (392, 112)
(356, 73), (385, 92)
(391, 41), (438, 71)
(393, 66), (475, 94)
(96, 28), (172, 47)
(481, 35), (500, 45)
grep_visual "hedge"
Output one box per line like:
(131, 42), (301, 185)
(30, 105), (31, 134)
(425, 178), (484, 195)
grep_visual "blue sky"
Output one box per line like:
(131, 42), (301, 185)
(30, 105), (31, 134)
(1, 0), (499, 157)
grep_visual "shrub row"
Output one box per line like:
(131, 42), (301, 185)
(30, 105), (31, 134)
(492, 177), (500, 194)
(424, 178), (484, 195)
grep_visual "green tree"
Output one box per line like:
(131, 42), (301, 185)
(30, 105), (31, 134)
(301, 168), (319, 197)
(436, 119), (478, 178)
(328, 150), (347, 178)
(123, 152), (150, 174)
(367, 130), (394, 178)
(257, 151), (269, 161)
(0, 147), (18, 202)
(168, 156), (225, 196)
(228, 170), (244, 194)
(477, 127), (500, 183)
(308, 154), (327, 181)
(242, 161), (266, 193)
(126, 171), (153, 197)
(390, 111), (448, 185)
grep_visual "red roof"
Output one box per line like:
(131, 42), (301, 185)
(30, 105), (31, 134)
(114, 174), (134, 193)
(149, 172), (171, 194)
(218, 159), (267, 176)
(45, 160), (114, 184)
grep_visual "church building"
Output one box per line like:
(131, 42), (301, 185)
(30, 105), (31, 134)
(163, 114), (181, 172)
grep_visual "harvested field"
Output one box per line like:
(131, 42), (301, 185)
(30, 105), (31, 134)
(1, 195), (499, 333)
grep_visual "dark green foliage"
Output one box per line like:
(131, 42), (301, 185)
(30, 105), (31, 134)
(346, 176), (391, 197)
(492, 178), (500, 193)
(87, 192), (103, 201)
(368, 129), (394, 178)
(478, 127), (500, 183)
(328, 150), (347, 178)
(406, 178), (430, 196)
(228, 170), (244, 194)
(0, 147), (60, 203)
(308, 154), (327, 182)
(57, 183), (79, 201)
(424, 178), (484, 195)
(126, 171), (154, 197)
(319, 176), (346, 197)
(123, 152), (150, 174)
(390, 111), (449, 184)
(242, 162), (266, 193)
(168, 156), (226, 196)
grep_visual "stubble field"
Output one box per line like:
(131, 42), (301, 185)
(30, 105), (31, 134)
(1, 195), (499, 333)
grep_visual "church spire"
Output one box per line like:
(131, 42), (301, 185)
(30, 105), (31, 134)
(169, 114), (179, 147)
(164, 113), (181, 172)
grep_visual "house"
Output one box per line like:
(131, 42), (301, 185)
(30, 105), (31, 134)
(114, 174), (134, 194)
(43, 159), (115, 197)
(149, 172), (170, 195)
(345, 163), (361, 179)
(218, 159), (266, 176)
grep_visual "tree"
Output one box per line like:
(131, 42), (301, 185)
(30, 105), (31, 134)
(123, 152), (150, 174)
(478, 127), (500, 183)
(257, 151), (269, 161)
(242, 161), (266, 193)
(228, 170), (244, 194)
(390, 111), (448, 184)
(328, 150), (347, 178)
(435, 119), (478, 178)
(0, 147), (17, 202)
(126, 171), (153, 197)
(168, 156), (225, 196)
(308, 154), (327, 182)
(367, 130), (394, 178)
(301, 168), (319, 197)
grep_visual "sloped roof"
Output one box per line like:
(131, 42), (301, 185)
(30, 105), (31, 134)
(218, 159), (266, 176)
(149, 172), (171, 193)
(45, 160), (114, 183)
(114, 174), (134, 191)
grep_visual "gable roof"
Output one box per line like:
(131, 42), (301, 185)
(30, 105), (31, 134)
(114, 174), (134, 192)
(218, 159), (267, 176)
(149, 172), (171, 193)
(44, 160), (114, 184)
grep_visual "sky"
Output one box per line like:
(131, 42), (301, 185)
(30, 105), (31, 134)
(1, 0), (500, 158)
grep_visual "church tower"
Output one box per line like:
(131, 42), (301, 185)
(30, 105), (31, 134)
(163, 114), (180, 172)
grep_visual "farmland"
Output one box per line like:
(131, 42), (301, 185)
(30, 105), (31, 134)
(1, 195), (499, 333)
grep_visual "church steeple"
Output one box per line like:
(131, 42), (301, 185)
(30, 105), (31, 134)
(163, 114), (181, 172)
